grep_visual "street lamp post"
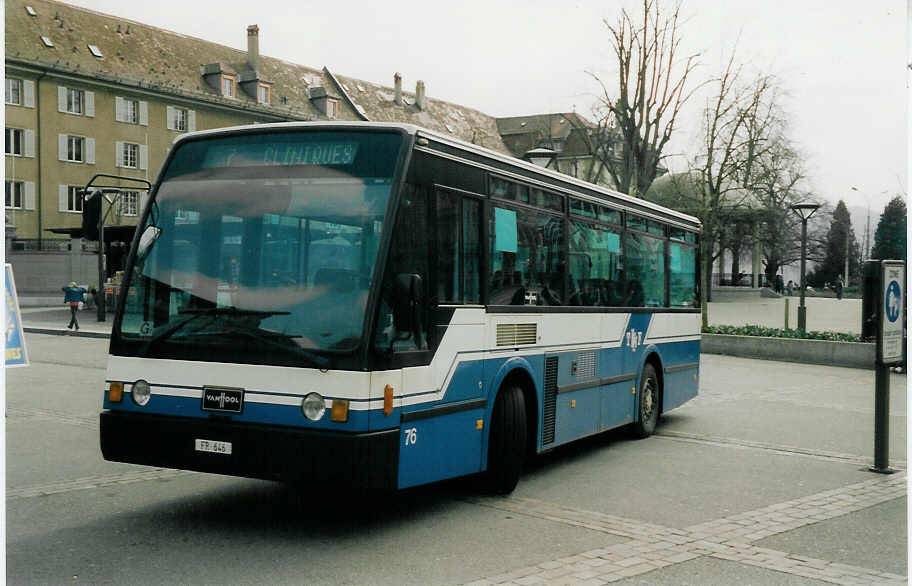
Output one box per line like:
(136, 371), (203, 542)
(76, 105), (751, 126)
(791, 203), (821, 331)
(523, 147), (557, 169)
(846, 187), (858, 286)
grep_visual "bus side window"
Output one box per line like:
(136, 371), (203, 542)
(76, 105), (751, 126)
(669, 240), (698, 307)
(569, 219), (623, 307)
(489, 206), (564, 305)
(436, 190), (482, 305)
(375, 185), (430, 352)
(625, 229), (666, 307)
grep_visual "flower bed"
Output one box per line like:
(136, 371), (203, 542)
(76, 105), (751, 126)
(701, 325), (873, 369)
(703, 324), (861, 343)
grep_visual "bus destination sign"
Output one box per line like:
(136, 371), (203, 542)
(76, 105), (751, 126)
(203, 141), (359, 168)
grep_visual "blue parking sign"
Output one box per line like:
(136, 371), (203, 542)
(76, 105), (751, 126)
(880, 262), (904, 365)
(5, 264), (29, 367)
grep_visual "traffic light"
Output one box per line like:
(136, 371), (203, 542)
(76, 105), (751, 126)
(82, 190), (102, 241)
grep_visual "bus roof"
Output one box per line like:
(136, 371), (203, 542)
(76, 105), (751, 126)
(172, 121), (701, 230)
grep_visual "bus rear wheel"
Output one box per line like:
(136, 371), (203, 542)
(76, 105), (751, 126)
(632, 362), (659, 438)
(484, 385), (526, 494)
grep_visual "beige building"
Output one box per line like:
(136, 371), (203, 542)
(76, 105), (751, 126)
(5, 0), (508, 255)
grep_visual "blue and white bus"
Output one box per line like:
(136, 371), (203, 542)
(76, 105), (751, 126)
(101, 122), (700, 493)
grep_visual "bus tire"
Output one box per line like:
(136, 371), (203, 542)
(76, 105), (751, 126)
(484, 385), (526, 494)
(632, 362), (659, 438)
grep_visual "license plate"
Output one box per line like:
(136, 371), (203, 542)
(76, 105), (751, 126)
(195, 439), (232, 455)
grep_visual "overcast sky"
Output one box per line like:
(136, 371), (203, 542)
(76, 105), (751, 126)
(66, 0), (908, 218)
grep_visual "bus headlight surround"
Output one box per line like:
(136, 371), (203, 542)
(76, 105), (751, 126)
(132, 379), (151, 406)
(302, 392), (325, 421)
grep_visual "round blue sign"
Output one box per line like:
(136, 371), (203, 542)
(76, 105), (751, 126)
(885, 280), (902, 323)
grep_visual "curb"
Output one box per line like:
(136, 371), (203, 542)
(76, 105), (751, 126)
(24, 326), (110, 339)
(701, 333), (875, 369)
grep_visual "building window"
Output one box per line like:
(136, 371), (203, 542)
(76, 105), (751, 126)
(5, 128), (23, 156)
(171, 107), (187, 131)
(5, 78), (22, 105)
(119, 191), (138, 216)
(326, 98), (337, 119)
(66, 88), (84, 114)
(121, 142), (138, 168)
(6, 181), (24, 209)
(67, 135), (85, 162)
(67, 186), (83, 212)
(221, 76), (235, 98)
(257, 85), (269, 105)
(123, 98), (139, 123)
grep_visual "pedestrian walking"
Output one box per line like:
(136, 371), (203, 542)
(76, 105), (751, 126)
(786, 280), (793, 296)
(62, 281), (87, 330)
(775, 274), (784, 294)
(835, 275), (844, 300)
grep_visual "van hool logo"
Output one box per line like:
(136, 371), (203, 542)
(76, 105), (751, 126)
(202, 387), (244, 413)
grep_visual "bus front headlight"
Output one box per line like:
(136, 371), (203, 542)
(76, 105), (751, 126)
(132, 379), (151, 406)
(302, 392), (325, 421)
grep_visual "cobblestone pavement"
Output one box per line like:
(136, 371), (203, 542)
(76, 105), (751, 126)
(464, 467), (906, 586)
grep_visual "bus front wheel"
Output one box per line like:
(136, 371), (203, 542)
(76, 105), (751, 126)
(484, 385), (527, 494)
(632, 362), (659, 438)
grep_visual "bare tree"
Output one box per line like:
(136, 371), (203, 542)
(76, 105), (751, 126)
(747, 132), (815, 284)
(591, 0), (700, 197)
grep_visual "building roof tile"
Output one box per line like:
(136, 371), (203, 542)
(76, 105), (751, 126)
(6, 0), (509, 152)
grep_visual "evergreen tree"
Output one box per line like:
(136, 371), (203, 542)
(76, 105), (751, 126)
(870, 196), (907, 260)
(808, 200), (861, 287)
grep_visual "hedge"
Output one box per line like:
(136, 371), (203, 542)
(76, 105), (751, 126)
(702, 324), (862, 343)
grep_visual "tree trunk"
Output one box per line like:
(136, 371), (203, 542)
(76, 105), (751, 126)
(730, 246), (741, 285)
(701, 236), (712, 328)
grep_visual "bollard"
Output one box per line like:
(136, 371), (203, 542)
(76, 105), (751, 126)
(784, 297), (789, 330)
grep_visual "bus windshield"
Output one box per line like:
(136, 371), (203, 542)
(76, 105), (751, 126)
(114, 129), (405, 366)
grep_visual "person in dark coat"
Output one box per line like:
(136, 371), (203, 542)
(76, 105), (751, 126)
(62, 281), (87, 330)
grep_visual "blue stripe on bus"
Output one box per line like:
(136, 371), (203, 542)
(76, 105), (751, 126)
(105, 332), (699, 489)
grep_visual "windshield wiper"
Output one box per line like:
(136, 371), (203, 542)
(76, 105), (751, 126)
(144, 307), (290, 346)
(177, 307), (291, 317)
(216, 326), (330, 369)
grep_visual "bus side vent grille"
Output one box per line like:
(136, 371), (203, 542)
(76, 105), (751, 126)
(542, 356), (558, 446)
(496, 323), (538, 346)
(576, 351), (596, 379)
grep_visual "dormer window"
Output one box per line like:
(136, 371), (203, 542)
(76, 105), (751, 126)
(257, 84), (269, 105)
(326, 98), (338, 119)
(221, 75), (236, 98)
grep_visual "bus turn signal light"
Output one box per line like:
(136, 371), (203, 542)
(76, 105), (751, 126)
(109, 382), (123, 403)
(331, 399), (349, 422)
(384, 384), (394, 416)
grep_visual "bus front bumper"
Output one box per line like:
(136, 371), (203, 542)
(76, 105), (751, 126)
(100, 411), (400, 490)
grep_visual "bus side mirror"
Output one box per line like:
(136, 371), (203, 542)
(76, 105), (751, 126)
(136, 225), (161, 263)
(393, 273), (423, 343)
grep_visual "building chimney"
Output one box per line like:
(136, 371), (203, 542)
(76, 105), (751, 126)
(247, 25), (260, 73)
(394, 72), (402, 105)
(415, 80), (426, 110)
